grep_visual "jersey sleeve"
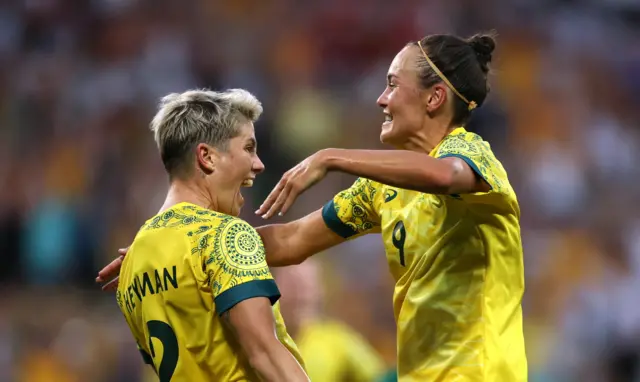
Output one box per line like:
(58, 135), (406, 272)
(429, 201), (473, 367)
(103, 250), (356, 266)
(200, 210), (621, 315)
(321, 177), (381, 239)
(435, 133), (507, 194)
(204, 218), (280, 316)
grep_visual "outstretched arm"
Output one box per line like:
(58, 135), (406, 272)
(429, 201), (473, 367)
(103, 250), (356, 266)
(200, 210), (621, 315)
(96, 247), (128, 291)
(98, 163), (380, 289)
(96, 211), (347, 289)
(256, 148), (489, 218)
(257, 209), (345, 267)
(322, 149), (490, 194)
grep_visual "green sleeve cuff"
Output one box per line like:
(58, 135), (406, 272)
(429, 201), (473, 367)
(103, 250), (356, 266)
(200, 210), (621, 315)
(438, 153), (493, 190)
(322, 200), (358, 238)
(215, 279), (281, 316)
(375, 368), (398, 382)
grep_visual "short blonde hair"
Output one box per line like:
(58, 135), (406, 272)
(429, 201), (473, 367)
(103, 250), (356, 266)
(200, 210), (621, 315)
(150, 88), (263, 176)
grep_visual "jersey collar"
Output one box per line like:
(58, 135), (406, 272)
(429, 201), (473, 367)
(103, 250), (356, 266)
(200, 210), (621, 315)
(429, 127), (467, 156)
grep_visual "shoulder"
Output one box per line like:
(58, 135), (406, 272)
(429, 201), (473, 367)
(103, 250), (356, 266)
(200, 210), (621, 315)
(436, 130), (491, 158)
(204, 217), (267, 267)
(205, 217), (271, 295)
(141, 204), (225, 233)
(436, 129), (504, 172)
(438, 130), (514, 196)
(209, 217), (263, 249)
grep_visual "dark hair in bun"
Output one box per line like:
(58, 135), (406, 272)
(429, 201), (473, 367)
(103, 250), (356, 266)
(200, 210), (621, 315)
(466, 33), (497, 75)
(409, 31), (498, 125)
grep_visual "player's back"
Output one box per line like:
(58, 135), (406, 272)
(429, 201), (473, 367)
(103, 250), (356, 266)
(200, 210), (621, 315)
(116, 202), (302, 381)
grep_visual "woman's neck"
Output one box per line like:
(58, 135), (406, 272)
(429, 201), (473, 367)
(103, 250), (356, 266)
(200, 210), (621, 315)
(160, 179), (215, 213)
(402, 123), (457, 154)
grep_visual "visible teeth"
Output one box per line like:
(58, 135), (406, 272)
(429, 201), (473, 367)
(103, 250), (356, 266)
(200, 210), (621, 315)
(385, 115), (393, 122)
(242, 179), (254, 187)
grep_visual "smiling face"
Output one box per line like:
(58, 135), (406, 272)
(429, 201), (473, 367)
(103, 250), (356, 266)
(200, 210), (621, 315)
(200, 122), (264, 216)
(376, 45), (431, 148)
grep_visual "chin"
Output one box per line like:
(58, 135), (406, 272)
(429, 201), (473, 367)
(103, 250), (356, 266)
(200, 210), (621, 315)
(380, 125), (411, 148)
(380, 131), (400, 147)
(230, 204), (243, 217)
(380, 131), (391, 144)
(229, 190), (245, 217)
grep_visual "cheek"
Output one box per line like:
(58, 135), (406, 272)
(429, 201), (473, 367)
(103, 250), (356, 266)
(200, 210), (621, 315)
(222, 153), (250, 176)
(390, 89), (416, 113)
(387, 89), (402, 109)
(395, 93), (424, 121)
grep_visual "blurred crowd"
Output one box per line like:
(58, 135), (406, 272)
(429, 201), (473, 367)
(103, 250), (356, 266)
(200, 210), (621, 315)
(1, 0), (640, 381)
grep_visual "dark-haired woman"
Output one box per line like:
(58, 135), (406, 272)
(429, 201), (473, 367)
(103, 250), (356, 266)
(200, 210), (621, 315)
(256, 33), (526, 381)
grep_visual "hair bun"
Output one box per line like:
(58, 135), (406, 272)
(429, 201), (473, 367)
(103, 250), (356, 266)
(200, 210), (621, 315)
(466, 33), (496, 74)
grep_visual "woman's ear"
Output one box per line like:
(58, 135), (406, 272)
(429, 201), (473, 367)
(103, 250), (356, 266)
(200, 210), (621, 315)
(424, 84), (448, 113)
(196, 143), (218, 175)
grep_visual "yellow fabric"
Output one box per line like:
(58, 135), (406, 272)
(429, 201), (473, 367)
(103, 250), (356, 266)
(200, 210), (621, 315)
(296, 320), (385, 382)
(117, 202), (304, 381)
(323, 128), (527, 381)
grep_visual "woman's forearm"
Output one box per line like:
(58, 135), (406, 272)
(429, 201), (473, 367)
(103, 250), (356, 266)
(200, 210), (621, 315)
(321, 148), (455, 194)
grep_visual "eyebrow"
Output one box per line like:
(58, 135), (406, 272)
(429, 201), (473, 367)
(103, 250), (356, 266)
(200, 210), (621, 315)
(387, 74), (398, 83)
(248, 137), (257, 147)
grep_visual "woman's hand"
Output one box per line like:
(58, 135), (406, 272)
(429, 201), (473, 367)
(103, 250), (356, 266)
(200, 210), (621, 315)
(256, 150), (331, 219)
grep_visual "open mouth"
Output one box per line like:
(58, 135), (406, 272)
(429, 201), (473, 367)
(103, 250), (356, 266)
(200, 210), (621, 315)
(383, 111), (393, 123)
(241, 179), (254, 187)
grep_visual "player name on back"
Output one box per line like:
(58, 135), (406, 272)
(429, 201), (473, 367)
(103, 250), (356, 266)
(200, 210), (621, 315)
(119, 265), (179, 314)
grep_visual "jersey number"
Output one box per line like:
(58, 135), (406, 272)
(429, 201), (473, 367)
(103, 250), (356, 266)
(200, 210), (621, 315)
(392, 220), (406, 266)
(147, 320), (179, 382)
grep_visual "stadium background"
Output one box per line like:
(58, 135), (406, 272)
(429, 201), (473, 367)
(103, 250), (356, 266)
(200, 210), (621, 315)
(1, 0), (640, 381)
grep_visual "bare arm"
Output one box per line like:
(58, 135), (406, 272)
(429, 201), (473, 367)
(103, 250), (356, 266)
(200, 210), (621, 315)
(257, 209), (345, 266)
(322, 148), (490, 195)
(96, 212), (342, 289)
(223, 297), (309, 382)
(257, 148), (490, 219)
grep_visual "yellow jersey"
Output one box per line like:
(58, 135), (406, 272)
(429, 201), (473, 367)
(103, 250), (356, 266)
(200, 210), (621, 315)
(322, 127), (527, 381)
(296, 319), (385, 382)
(116, 202), (304, 381)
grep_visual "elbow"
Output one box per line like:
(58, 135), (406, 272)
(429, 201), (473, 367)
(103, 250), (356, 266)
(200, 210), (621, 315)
(245, 340), (288, 378)
(268, 257), (301, 267)
(268, 252), (307, 267)
(247, 350), (272, 372)
(288, 254), (307, 266)
(243, 338), (273, 366)
(267, 222), (309, 267)
(418, 167), (455, 194)
(295, 255), (309, 265)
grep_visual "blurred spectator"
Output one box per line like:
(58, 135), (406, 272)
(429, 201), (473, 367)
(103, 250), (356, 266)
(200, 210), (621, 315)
(274, 259), (385, 382)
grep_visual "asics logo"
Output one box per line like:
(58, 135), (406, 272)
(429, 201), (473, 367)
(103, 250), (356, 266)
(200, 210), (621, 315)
(384, 189), (398, 202)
